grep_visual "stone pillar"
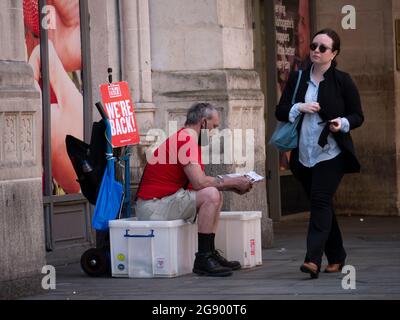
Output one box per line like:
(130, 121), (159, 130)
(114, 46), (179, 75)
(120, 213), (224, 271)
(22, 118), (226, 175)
(119, 0), (156, 140)
(89, 0), (121, 119)
(150, 0), (273, 247)
(120, 0), (153, 104)
(0, 0), (46, 299)
(119, 0), (156, 194)
(316, 0), (399, 216)
(89, 0), (156, 125)
(89, 0), (156, 200)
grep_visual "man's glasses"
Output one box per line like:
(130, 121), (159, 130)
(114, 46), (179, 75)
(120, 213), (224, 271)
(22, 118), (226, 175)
(310, 42), (332, 53)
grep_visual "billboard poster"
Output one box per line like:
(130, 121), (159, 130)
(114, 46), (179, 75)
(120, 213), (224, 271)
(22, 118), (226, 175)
(23, 0), (84, 195)
(274, 0), (311, 171)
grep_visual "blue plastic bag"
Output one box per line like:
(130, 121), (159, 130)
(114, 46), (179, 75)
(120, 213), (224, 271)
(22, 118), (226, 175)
(269, 70), (303, 152)
(92, 159), (123, 231)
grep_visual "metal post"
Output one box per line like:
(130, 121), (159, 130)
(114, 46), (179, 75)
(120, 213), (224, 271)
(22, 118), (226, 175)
(123, 149), (132, 218)
(80, 0), (93, 144)
(108, 67), (113, 84)
(39, 0), (54, 250)
(265, 0), (282, 222)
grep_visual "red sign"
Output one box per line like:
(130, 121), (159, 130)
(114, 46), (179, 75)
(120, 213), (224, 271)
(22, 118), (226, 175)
(100, 82), (140, 147)
(250, 239), (255, 256)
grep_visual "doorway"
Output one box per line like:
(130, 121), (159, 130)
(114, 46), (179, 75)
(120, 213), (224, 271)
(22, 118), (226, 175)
(253, 0), (315, 221)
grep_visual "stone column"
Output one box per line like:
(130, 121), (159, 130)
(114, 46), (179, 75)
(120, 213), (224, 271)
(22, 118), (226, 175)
(119, 0), (156, 194)
(120, 0), (153, 104)
(89, 0), (156, 201)
(0, 0), (46, 298)
(89, 0), (122, 119)
(150, 0), (273, 247)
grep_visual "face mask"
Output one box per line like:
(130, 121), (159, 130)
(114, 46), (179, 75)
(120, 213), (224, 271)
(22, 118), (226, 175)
(198, 120), (209, 146)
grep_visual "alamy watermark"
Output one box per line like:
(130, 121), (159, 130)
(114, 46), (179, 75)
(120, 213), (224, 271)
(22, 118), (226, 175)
(144, 121), (255, 173)
(41, 265), (56, 290)
(342, 5), (356, 30)
(41, 5), (57, 30)
(341, 265), (356, 290)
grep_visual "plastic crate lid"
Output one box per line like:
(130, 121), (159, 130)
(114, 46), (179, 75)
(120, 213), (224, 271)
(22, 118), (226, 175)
(109, 218), (189, 228)
(219, 211), (262, 221)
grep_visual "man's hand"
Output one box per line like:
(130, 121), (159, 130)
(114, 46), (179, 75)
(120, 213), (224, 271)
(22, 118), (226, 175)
(183, 163), (254, 193)
(232, 176), (253, 194)
(232, 188), (249, 195)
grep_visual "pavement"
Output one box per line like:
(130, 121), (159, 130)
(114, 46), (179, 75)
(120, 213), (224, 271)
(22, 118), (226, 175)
(22, 216), (400, 300)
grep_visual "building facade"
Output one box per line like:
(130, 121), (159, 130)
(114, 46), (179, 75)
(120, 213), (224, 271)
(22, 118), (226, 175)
(1, 0), (399, 298)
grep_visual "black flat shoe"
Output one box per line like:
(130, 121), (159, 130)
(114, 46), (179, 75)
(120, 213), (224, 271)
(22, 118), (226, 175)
(300, 263), (320, 279)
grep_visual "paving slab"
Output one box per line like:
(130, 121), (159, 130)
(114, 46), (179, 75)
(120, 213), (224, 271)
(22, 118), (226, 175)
(22, 216), (400, 300)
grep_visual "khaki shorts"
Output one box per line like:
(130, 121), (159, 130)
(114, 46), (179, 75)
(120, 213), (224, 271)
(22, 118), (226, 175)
(135, 188), (197, 223)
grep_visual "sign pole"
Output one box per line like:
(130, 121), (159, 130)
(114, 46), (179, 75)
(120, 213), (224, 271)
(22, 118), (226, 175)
(102, 68), (136, 218)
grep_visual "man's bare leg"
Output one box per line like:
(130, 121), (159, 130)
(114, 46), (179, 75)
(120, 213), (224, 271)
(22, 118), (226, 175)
(196, 187), (221, 234)
(212, 192), (223, 234)
(193, 187), (232, 276)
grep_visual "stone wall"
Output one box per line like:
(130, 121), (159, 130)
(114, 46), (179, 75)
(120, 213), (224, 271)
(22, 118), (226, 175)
(0, 0), (45, 299)
(150, 0), (273, 247)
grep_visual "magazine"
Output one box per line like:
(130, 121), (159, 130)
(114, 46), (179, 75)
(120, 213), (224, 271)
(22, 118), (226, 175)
(222, 171), (264, 183)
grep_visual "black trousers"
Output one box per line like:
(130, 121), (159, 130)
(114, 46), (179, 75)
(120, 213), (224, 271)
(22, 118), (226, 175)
(290, 151), (347, 268)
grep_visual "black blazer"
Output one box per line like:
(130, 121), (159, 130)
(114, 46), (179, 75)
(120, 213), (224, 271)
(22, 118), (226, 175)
(275, 64), (364, 173)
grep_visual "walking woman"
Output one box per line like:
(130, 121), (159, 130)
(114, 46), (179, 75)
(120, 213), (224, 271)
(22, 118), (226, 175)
(275, 28), (364, 279)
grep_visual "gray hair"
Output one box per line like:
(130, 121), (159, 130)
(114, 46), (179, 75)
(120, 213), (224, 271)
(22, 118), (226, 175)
(185, 102), (216, 126)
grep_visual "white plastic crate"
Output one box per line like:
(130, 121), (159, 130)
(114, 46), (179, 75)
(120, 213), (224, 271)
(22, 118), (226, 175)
(215, 211), (262, 268)
(109, 218), (197, 278)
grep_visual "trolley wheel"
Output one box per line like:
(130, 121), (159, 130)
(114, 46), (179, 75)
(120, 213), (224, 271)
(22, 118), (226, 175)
(80, 248), (109, 277)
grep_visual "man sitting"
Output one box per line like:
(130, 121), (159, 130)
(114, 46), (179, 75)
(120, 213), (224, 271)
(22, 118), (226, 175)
(135, 102), (253, 277)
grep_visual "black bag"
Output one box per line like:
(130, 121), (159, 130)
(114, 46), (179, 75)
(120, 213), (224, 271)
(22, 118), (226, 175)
(66, 120), (108, 204)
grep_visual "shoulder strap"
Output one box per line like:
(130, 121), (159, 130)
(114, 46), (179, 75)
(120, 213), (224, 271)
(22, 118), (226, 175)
(291, 70), (303, 105)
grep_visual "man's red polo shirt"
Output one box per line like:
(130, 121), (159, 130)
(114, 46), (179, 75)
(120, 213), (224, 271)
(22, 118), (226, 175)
(137, 128), (204, 200)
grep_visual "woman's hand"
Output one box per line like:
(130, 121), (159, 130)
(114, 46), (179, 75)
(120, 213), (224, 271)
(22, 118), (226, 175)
(298, 102), (321, 114)
(329, 118), (342, 132)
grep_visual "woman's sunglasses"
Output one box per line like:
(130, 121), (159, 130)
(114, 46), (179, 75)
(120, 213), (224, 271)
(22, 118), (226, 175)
(310, 43), (332, 53)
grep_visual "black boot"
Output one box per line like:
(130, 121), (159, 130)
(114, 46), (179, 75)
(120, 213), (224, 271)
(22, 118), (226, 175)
(192, 252), (233, 277)
(212, 250), (241, 270)
(209, 234), (241, 271)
